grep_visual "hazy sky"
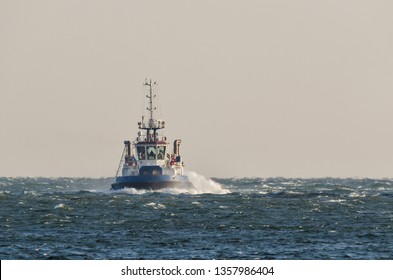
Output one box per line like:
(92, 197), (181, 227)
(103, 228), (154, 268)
(1, 0), (393, 178)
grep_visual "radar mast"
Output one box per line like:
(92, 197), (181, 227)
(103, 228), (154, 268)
(138, 79), (165, 141)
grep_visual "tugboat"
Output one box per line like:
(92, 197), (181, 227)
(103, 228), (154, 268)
(111, 79), (193, 190)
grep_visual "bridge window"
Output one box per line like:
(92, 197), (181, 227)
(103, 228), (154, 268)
(137, 146), (146, 160)
(147, 146), (157, 160)
(157, 146), (166, 160)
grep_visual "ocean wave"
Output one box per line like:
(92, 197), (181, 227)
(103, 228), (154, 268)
(54, 203), (73, 210)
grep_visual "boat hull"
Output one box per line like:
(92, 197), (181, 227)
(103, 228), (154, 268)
(111, 175), (193, 190)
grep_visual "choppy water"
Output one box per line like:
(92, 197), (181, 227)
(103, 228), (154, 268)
(1, 174), (392, 259)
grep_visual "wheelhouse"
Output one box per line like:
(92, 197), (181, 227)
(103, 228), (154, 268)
(136, 143), (167, 161)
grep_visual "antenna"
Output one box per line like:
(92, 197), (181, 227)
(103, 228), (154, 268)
(144, 79), (157, 125)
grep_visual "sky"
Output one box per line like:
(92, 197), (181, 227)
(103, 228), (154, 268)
(1, 0), (393, 178)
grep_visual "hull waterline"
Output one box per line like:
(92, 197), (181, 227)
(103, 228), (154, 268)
(111, 180), (193, 190)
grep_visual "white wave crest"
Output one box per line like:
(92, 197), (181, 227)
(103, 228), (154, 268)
(121, 188), (149, 195)
(154, 171), (229, 195)
(144, 202), (166, 209)
(54, 203), (73, 210)
(182, 171), (230, 194)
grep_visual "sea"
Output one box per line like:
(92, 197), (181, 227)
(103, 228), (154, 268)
(1, 173), (392, 260)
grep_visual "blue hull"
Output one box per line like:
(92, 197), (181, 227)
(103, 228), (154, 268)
(111, 175), (192, 190)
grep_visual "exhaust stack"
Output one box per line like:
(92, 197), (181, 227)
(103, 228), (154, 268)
(124, 140), (131, 157)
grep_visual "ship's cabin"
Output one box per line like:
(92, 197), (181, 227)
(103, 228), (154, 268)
(136, 144), (167, 161)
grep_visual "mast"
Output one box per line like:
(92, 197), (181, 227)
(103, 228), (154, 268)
(144, 79), (156, 124)
(138, 79), (165, 142)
